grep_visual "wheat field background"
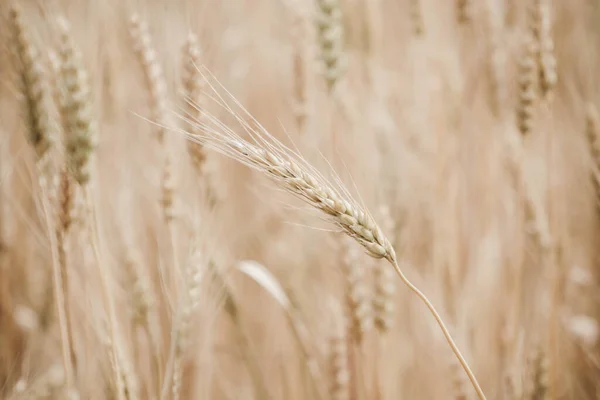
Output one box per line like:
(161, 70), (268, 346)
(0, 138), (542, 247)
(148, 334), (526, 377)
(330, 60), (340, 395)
(0, 0), (599, 399)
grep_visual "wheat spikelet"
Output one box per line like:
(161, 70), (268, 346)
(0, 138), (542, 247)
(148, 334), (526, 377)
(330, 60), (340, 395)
(529, 0), (557, 99)
(315, 0), (346, 91)
(129, 14), (168, 143)
(373, 205), (395, 333)
(341, 236), (372, 343)
(409, 0), (425, 36)
(9, 5), (54, 170)
(328, 319), (350, 400)
(516, 34), (538, 137)
(57, 18), (96, 187)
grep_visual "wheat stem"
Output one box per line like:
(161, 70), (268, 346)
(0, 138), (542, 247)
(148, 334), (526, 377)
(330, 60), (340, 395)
(389, 260), (486, 400)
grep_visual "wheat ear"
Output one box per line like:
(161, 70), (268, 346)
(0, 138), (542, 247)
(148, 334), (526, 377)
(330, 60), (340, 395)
(129, 14), (168, 143)
(9, 6), (74, 390)
(529, 0), (557, 100)
(9, 5), (54, 173)
(57, 17), (125, 400)
(516, 34), (537, 137)
(315, 0), (346, 92)
(180, 77), (487, 399)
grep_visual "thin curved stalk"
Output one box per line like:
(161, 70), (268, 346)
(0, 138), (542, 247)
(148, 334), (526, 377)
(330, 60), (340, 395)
(390, 260), (487, 400)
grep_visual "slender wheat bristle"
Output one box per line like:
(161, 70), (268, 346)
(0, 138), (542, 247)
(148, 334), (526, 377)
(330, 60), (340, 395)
(315, 0), (347, 92)
(341, 236), (372, 343)
(373, 205), (395, 333)
(129, 14), (168, 143)
(516, 34), (537, 137)
(409, 0), (425, 36)
(57, 18), (96, 186)
(9, 5), (54, 167)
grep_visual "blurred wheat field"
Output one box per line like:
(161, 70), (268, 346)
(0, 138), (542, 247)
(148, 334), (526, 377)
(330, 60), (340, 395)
(1, 0), (600, 399)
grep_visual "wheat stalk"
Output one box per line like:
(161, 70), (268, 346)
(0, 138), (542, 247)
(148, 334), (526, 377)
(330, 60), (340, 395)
(179, 75), (487, 399)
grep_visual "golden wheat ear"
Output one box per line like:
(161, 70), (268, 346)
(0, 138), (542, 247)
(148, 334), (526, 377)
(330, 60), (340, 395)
(177, 71), (487, 400)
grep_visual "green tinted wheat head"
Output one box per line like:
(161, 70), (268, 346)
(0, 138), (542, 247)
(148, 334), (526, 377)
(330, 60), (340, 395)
(181, 77), (487, 399)
(315, 0), (346, 92)
(57, 18), (96, 186)
(9, 6), (54, 170)
(516, 34), (537, 137)
(529, 0), (557, 99)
